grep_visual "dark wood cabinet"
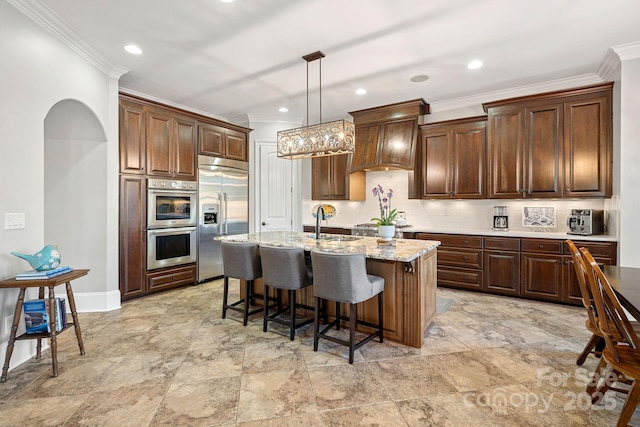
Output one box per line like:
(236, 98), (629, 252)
(414, 233), (483, 291)
(563, 92), (612, 197)
(146, 264), (197, 294)
(484, 237), (521, 296)
(119, 175), (146, 300)
(311, 154), (365, 200)
(348, 99), (428, 173)
(198, 122), (248, 161)
(417, 232), (617, 305)
(484, 83), (612, 199)
(119, 99), (146, 174)
(146, 108), (197, 180)
(417, 117), (486, 199)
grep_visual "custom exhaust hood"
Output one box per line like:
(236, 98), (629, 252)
(347, 98), (429, 173)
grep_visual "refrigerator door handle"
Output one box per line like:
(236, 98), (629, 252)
(223, 192), (228, 235)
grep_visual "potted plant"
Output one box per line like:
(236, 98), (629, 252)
(371, 185), (397, 240)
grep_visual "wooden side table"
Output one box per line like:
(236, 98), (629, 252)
(0, 269), (88, 382)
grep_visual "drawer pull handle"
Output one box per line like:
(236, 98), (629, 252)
(464, 240), (469, 244)
(463, 256), (468, 260)
(539, 244), (544, 249)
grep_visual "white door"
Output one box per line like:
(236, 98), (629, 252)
(258, 142), (293, 231)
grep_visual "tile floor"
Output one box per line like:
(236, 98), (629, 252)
(1, 280), (639, 426)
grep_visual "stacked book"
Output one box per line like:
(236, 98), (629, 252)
(15, 265), (72, 280)
(24, 298), (67, 334)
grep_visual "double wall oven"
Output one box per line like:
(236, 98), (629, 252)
(146, 178), (197, 270)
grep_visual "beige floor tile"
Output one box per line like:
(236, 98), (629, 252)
(375, 355), (458, 400)
(320, 402), (409, 426)
(396, 393), (502, 427)
(0, 395), (86, 426)
(96, 352), (184, 392)
(173, 345), (244, 382)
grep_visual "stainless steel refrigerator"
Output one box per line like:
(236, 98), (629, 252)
(197, 155), (249, 282)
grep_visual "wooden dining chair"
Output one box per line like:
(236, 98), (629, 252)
(566, 240), (605, 365)
(581, 248), (640, 426)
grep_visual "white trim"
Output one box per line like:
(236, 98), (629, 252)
(612, 41), (640, 61)
(7, 0), (130, 79)
(597, 48), (621, 82)
(119, 87), (228, 122)
(73, 290), (121, 312)
(430, 74), (604, 112)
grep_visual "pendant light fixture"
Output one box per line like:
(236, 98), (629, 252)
(277, 51), (355, 159)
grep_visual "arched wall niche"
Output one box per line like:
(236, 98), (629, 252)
(43, 98), (108, 293)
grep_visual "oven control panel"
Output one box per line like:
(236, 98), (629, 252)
(148, 179), (196, 190)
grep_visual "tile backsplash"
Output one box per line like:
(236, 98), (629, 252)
(303, 170), (617, 237)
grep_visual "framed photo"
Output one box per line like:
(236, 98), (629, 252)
(522, 207), (556, 227)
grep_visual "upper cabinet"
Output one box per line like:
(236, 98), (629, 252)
(348, 99), (428, 173)
(119, 99), (146, 174)
(415, 117), (486, 199)
(484, 83), (612, 199)
(312, 154), (365, 200)
(146, 107), (197, 180)
(119, 94), (252, 180)
(198, 122), (248, 161)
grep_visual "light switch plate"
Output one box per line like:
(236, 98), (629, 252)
(5, 213), (26, 230)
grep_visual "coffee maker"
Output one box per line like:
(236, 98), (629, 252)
(567, 209), (605, 235)
(493, 206), (509, 231)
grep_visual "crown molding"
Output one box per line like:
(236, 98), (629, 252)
(7, 0), (130, 79)
(597, 48), (621, 81)
(430, 74), (604, 113)
(612, 41), (640, 60)
(119, 87), (228, 122)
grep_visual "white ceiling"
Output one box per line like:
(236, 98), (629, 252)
(20, 0), (640, 122)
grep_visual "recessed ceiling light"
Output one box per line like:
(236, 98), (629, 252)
(355, 88), (367, 95)
(467, 60), (483, 70)
(410, 74), (429, 83)
(279, 107), (288, 113)
(220, 0), (234, 2)
(124, 44), (142, 55)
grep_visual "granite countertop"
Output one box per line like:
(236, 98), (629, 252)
(216, 231), (440, 262)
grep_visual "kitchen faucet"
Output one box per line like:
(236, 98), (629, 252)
(315, 205), (325, 239)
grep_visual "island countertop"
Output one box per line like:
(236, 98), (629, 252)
(217, 231), (440, 262)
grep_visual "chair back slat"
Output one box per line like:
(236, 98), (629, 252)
(581, 248), (640, 363)
(566, 240), (598, 327)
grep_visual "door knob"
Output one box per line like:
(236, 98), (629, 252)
(261, 222), (266, 226)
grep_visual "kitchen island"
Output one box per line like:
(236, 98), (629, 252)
(217, 231), (440, 348)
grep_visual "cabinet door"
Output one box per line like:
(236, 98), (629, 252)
(452, 122), (486, 198)
(119, 175), (147, 300)
(119, 100), (146, 174)
(225, 129), (248, 161)
(488, 108), (525, 198)
(146, 108), (173, 177)
(378, 118), (417, 169)
(484, 251), (520, 295)
(563, 255), (612, 305)
(312, 156), (333, 200)
(564, 94), (611, 197)
(349, 123), (381, 172)
(173, 116), (196, 179)
(421, 129), (452, 198)
(198, 123), (225, 157)
(521, 253), (563, 302)
(525, 104), (563, 197)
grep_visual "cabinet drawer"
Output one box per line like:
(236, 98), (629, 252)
(415, 233), (483, 249)
(147, 264), (196, 291)
(437, 267), (483, 290)
(521, 239), (563, 254)
(565, 240), (616, 259)
(438, 248), (483, 269)
(484, 237), (520, 251)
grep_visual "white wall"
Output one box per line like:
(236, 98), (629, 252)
(619, 57), (640, 267)
(0, 2), (119, 369)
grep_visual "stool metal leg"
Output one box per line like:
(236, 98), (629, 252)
(349, 303), (357, 364)
(289, 289), (296, 341)
(379, 292), (384, 343)
(313, 297), (320, 351)
(222, 277), (229, 319)
(243, 279), (252, 326)
(263, 284), (270, 332)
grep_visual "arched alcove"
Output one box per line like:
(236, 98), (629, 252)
(43, 99), (108, 292)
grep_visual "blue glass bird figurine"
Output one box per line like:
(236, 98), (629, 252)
(11, 244), (61, 271)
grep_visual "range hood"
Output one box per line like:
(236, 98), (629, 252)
(347, 99), (429, 173)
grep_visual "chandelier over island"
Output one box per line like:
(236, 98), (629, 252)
(277, 51), (355, 159)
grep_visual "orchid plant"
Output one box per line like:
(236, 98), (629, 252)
(371, 185), (397, 226)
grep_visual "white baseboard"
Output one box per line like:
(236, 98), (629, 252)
(73, 290), (121, 312)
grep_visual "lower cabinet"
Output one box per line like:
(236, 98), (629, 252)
(415, 232), (617, 305)
(146, 264), (197, 294)
(119, 175), (147, 300)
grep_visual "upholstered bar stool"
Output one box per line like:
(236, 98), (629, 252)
(260, 245), (314, 340)
(221, 241), (263, 326)
(310, 250), (384, 364)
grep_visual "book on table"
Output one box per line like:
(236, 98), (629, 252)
(23, 298), (67, 334)
(15, 266), (72, 280)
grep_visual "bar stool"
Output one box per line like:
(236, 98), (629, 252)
(221, 241), (263, 326)
(310, 250), (384, 364)
(260, 245), (314, 340)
